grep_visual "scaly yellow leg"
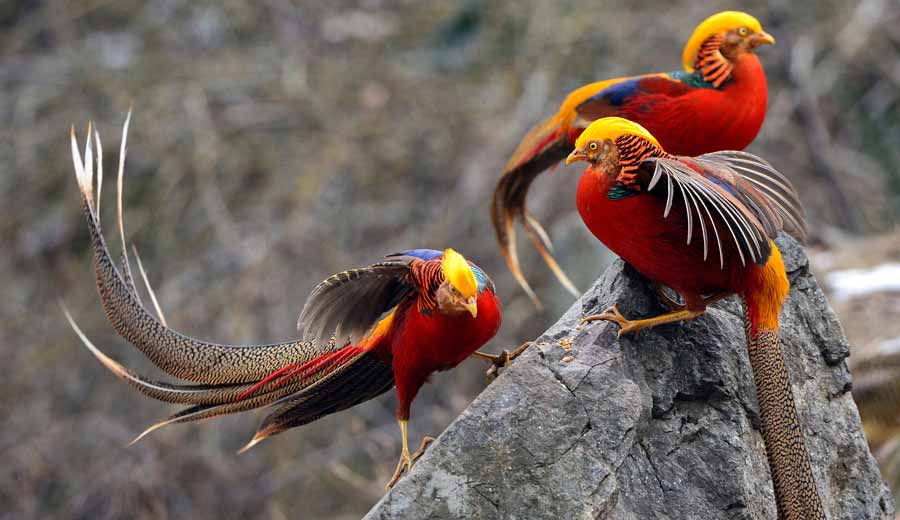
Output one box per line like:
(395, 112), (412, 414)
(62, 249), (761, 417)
(581, 305), (705, 338)
(386, 420), (434, 489)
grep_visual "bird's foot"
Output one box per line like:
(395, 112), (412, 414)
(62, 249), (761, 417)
(580, 306), (637, 337)
(412, 436), (435, 460)
(386, 436), (435, 489)
(474, 342), (534, 380)
(581, 306), (706, 338)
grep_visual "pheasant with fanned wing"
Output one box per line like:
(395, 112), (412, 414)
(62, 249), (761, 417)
(65, 115), (502, 489)
(565, 117), (823, 519)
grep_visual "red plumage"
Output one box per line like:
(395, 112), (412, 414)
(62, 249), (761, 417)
(493, 19), (773, 304)
(377, 284), (502, 421)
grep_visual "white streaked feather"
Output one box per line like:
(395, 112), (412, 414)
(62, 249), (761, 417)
(663, 165), (674, 217)
(648, 161), (665, 191)
(692, 180), (745, 267)
(117, 111), (132, 279)
(70, 127), (90, 202)
(695, 176), (762, 262)
(94, 128), (103, 221)
(682, 180), (709, 261)
(84, 122), (93, 206)
(132, 244), (169, 327)
(736, 174), (804, 229)
(689, 183), (725, 268)
(674, 175), (693, 245)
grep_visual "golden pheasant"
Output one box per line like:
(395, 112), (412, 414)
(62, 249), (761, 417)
(565, 117), (823, 519)
(65, 115), (502, 489)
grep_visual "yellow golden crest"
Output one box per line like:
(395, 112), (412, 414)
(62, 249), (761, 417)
(574, 117), (661, 151)
(682, 11), (764, 72)
(441, 248), (477, 299)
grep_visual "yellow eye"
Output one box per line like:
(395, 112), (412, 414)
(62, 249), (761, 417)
(588, 142), (598, 151)
(738, 27), (749, 36)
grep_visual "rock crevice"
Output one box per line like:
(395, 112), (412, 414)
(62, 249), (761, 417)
(365, 236), (893, 519)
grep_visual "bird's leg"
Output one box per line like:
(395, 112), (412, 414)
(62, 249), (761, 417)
(581, 306), (705, 337)
(387, 419), (414, 489)
(582, 293), (710, 337)
(471, 341), (534, 379)
(386, 420), (434, 489)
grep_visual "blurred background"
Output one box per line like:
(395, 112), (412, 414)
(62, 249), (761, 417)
(2, 0), (899, 518)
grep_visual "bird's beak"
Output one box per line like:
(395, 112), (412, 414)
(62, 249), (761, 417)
(750, 31), (775, 47)
(566, 148), (589, 166)
(464, 298), (478, 318)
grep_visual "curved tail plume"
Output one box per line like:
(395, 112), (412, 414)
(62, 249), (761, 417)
(70, 115), (328, 385)
(66, 113), (396, 447)
(492, 117), (581, 307)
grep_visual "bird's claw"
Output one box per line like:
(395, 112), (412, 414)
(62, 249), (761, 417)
(412, 436), (435, 459)
(386, 436), (435, 490)
(580, 306), (637, 337)
(483, 342), (534, 381)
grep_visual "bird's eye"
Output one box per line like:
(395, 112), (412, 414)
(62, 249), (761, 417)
(738, 27), (749, 36)
(449, 285), (457, 295)
(588, 142), (599, 151)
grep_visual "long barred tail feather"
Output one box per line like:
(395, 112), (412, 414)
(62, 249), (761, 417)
(69, 114), (332, 386)
(742, 302), (826, 519)
(68, 113), (398, 448)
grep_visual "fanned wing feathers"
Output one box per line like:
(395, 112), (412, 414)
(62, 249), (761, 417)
(296, 257), (417, 347)
(698, 151), (807, 241)
(642, 153), (804, 269)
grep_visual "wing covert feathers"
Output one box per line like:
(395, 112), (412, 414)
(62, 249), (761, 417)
(643, 152), (805, 269)
(296, 259), (415, 347)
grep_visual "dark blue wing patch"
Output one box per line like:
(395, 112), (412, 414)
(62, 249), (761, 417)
(391, 249), (443, 261)
(581, 78), (642, 109)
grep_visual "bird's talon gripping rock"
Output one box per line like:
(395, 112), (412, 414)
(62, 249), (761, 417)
(412, 436), (435, 460)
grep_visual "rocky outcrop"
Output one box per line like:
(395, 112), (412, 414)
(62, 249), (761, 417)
(365, 236), (893, 519)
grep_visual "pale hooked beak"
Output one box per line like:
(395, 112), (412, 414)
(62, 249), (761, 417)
(464, 298), (478, 318)
(566, 148), (590, 166)
(750, 31), (775, 47)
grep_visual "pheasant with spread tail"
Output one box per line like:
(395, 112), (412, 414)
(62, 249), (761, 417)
(494, 11), (775, 306)
(566, 117), (824, 519)
(65, 115), (502, 489)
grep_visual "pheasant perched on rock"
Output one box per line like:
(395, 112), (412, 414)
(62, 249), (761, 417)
(65, 115), (502, 489)
(566, 117), (823, 519)
(493, 11), (775, 306)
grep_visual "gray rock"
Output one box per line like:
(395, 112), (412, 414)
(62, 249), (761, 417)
(365, 236), (893, 520)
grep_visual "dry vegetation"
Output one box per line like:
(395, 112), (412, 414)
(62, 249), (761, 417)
(2, 0), (899, 518)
